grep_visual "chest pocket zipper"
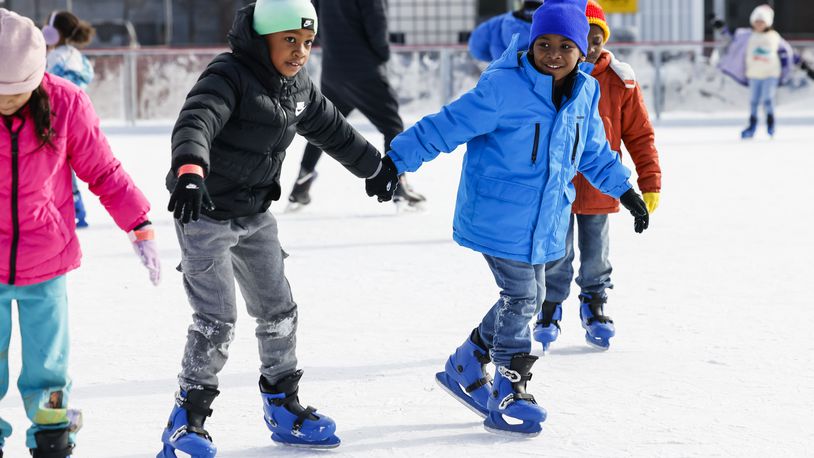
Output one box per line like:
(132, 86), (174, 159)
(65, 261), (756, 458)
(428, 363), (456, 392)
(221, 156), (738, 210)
(531, 123), (541, 164)
(571, 123), (580, 164)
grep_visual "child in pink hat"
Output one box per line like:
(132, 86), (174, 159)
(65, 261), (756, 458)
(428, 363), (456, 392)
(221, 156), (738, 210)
(0, 8), (159, 456)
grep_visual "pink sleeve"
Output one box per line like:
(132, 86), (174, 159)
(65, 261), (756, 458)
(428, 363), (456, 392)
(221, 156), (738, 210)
(67, 91), (151, 232)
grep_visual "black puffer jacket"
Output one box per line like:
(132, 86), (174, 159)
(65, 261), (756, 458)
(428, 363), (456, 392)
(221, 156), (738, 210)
(315, 0), (391, 80)
(167, 4), (381, 219)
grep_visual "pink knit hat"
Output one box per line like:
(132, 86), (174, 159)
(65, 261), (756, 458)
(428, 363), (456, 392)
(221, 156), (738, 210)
(0, 9), (46, 95)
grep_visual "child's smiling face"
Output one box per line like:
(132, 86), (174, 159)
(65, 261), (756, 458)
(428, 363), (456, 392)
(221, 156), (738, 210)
(531, 34), (583, 81)
(265, 29), (316, 77)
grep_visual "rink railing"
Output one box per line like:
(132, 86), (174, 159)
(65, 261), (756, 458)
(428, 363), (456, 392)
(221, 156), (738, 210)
(83, 41), (814, 124)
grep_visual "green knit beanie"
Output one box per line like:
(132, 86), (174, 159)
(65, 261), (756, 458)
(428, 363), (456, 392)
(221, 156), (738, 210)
(253, 0), (318, 35)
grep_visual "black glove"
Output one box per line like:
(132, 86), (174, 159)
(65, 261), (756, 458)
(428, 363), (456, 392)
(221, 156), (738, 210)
(619, 188), (649, 234)
(167, 173), (215, 224)
(365, 155), (399, 202)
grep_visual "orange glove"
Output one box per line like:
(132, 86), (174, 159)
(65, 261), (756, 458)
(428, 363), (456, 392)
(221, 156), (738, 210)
(643, 192), (660, 214)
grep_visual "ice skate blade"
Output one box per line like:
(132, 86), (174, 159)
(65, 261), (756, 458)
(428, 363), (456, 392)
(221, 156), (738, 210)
(584, 333), (610, 351)
(284, 202), (308, 213)
(434, 372), (488, 418)
(271, 432), (340, 449)
(157, 445), (214, 458)
(483, 414), (542, 438)
(393, 199), (426, 213)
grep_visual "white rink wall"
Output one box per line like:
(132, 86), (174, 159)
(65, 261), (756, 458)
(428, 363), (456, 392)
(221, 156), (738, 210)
(82, 44), (814, 124)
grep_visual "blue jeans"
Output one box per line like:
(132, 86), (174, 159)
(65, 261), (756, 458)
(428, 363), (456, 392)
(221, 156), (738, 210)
(0, 276), (73, 449)
(545, 214), (612, 303)
(748, 77), (778, 117)
(477, 255), (544, 367)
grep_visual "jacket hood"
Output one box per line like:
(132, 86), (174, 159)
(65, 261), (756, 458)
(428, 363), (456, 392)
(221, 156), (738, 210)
(227, 4), (289, 93)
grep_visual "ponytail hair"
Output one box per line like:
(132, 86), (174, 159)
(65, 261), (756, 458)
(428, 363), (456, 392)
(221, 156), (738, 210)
(53, 11), (95, 48)
(28, 85), (55, 148)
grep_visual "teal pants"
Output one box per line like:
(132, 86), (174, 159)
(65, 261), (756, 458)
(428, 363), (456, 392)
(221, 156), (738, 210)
(0, 276), (73, 449)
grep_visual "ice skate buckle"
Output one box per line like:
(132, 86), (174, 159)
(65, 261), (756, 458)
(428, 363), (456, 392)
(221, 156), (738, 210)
(498, 366), (522, 383)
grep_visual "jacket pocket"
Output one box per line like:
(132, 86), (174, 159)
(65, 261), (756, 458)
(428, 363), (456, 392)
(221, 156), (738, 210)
(531, 123), (541, 164)
(470, 176), (539, 247)
(571, 123), (580, 164)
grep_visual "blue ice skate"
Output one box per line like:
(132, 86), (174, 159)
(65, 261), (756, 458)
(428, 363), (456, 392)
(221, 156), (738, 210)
(157, 389), (218, 458)
(483, 354), (547, 437)
(767, 113), (775, 137)
(741, 115), (757, 139)
(260, 371), (340, 449)
(579, 293), (615, 350)
(532, 301), (562, 352)
(434, 328), (492, 418)
(72, 173), (88, 228)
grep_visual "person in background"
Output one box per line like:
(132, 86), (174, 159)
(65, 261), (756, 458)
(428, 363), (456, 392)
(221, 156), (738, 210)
(468, 0), (543, 62)
(715, 4), (793, 139)
(369, 0), (649, 437)
(1, 9), (159, 457)
(286, 0), (426, 211)
(42, 10), (96, 228)
(534, 0), (662, 352)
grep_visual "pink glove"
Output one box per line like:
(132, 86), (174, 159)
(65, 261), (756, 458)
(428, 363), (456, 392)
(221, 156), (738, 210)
(129, 224), (161, 286)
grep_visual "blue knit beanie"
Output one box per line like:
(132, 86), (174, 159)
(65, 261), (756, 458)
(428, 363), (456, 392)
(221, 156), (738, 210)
(529, 0), (589, 56)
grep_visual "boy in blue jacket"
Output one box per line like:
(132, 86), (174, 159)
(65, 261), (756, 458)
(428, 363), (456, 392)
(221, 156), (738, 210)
(468, 0), (543, 62)
(366, 0), (649, 437)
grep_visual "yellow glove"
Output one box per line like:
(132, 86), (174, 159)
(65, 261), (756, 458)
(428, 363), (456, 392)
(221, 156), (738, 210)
(643, 192), (660, 214)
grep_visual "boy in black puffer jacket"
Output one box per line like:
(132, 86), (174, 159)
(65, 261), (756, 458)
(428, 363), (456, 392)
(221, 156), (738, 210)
(158, 1), (399, 454)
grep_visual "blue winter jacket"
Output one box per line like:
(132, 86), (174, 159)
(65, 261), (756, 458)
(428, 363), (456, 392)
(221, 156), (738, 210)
(389, 37), (632, 265)
(469, 12), (532, 62)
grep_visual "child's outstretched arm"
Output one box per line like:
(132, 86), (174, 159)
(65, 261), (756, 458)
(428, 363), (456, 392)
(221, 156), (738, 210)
(66, 89), (160, 283)
(167, 64), (239, 222)
(170, 63), (239, 176)
(296, 85), (382, 180)
(579, 88), (649, 233)
(620, 83), (661, 213)
(387, 76), (501, 174)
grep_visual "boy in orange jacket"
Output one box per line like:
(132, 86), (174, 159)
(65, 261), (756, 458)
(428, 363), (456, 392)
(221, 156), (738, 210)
(533, 0), (661, 351)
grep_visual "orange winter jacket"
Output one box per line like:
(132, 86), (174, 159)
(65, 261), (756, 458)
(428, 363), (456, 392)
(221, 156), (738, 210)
(572, 51), (661, 214)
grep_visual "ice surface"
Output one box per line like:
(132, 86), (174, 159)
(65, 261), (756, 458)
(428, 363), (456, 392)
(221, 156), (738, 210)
(1, 113), (812, 457)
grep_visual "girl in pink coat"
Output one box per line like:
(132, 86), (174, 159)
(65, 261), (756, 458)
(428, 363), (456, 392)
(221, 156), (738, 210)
(0, 9), (159, 457)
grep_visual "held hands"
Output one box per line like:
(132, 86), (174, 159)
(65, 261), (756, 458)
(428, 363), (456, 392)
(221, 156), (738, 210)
(620, 188), (649, 234)
(642, 192), (660, 214)
(167, 165), (214, 224)
(129, 224), (161, 286)
(365, 155), (399, 202)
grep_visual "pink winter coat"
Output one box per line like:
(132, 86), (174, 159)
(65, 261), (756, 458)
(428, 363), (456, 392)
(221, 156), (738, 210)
(0, 74), (150, 286)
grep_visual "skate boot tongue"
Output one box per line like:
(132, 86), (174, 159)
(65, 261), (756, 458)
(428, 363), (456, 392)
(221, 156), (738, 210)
(502, 354), (538, 397)
(260, 371), (319, 422)
(580, 293), (613, 325)
(176, 388), (219, 441)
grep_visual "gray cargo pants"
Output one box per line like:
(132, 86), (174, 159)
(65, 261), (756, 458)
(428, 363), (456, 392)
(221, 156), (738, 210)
(174, 212), (297, 390)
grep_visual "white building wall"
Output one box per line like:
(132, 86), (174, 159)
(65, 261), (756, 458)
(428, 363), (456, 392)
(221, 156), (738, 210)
(389, 0), (477, 45)
(605, 0), (705, 42)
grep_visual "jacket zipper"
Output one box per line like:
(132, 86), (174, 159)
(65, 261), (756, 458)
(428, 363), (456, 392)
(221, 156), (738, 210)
(5, 118), (22, 285)
(531, 123), (540, 164)
(571, 123), (580, 163)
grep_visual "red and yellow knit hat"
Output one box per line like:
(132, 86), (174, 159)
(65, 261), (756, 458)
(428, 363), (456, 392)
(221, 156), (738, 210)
(586, 0), (610, 43)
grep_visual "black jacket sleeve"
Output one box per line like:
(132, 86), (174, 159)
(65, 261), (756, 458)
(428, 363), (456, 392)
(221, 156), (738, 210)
(358, 0), (391, 63)
(297, 84), (382, 178)
(170, 59), (240, 175)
